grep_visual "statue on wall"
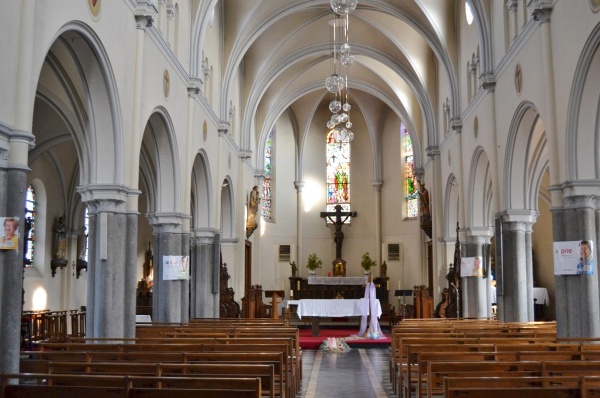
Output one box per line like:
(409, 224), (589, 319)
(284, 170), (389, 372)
(246, 185), (261, 238)
(418, 180), (430, 220)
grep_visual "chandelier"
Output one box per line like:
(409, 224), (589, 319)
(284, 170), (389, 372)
(325, 0), (358, 142)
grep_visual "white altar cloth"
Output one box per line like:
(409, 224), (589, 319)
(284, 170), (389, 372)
(533, 287), (549, 305)
(297, 298), (382, 319)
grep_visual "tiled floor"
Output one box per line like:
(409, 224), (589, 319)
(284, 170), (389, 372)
(297, 348), (394, 398)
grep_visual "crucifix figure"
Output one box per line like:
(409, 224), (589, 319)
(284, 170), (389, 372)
(320, 204), (357, 260)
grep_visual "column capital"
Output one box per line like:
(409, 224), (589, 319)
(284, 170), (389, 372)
(563, 194), (597, 210)
(218, 122), (230, 136)
(294, 180), (305, 191)
(190, 227), (220, 245)
(466, 227), (494, 240)
(497, 209), (539, 224)
(78, 184), (139, 214)
(372, 180), (383, 191)
(147, 212), (190, 233)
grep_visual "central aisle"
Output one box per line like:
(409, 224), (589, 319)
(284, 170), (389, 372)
(297, 348), (393, 398)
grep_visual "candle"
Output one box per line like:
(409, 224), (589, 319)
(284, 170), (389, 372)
(328, 272), (331, 277)
(398, 280), (401, 289)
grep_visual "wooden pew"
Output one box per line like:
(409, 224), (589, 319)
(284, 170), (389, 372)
(2, 374), (262, 398)
(425, 360), (544, 398)
(127, 388), (258, 398)
(443, 375), (582, 397)
(3, 384), (125, 398)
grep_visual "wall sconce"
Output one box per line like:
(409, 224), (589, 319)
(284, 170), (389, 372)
(76, 259), (87, 279)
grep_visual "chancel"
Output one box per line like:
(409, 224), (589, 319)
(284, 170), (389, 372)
(320, 204), (357, 277)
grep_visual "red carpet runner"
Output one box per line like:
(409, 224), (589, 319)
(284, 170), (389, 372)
(298, 328), (391, 349)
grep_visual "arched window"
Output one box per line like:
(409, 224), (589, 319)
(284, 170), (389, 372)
(326, 130), (351, 220)
(404, 126), (418, 218)
(262, 128), (273, 221)
(24, 185), (36, 267)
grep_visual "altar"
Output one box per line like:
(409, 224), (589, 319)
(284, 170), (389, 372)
(289, 276), (389, 301)
(297, 298), (382, 336)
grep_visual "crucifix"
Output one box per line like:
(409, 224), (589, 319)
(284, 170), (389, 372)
(320, 204), (357, 276)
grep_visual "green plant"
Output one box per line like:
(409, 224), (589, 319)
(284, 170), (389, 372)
(306, 253), (323, 272)
(361, 252), (377, 272)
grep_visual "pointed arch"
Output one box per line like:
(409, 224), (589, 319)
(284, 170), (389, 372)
(141, 108), (181, 213)
(444, 174), (461, 238)
(566, 22), (600, 180)
(220, 176), (235, 239)
(191, 149), (213, 229)
(504, 101), (548, 211)
(468, 146), (494, 227)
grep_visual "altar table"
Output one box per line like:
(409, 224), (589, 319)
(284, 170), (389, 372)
(297, 298), (381, 336)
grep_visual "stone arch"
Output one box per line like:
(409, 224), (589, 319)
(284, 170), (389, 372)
(35, 23), (123, 186)
(141, 108), (181, 214)
(566, 23), (600, 180)
(468, 146), (494, 228)
(220, 176), (235, 239)
(504, 101), (548, 211)
(444, 174), (461, 238)
(191, 150), (213, 229)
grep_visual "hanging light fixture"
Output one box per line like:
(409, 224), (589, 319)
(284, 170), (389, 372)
(325, 0), (357, 142)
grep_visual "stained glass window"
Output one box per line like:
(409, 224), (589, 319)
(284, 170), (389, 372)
(262, 129), (273, 221)
(24, 185), (36, 267)
(326, 131), (351, 222)
(404, 127), (419, 218)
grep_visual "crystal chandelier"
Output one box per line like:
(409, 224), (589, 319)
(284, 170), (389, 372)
(325, 0), (357, 142)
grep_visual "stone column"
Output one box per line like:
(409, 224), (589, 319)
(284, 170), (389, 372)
(462, 231), (493, 319)
(148, 213), (190, 323)
(0, 131), (33, 374)
(497, 211), (537, 322)
(80, 187), (139, 338)
(554, 195), (600, 338)
(190, 229), (220, 318)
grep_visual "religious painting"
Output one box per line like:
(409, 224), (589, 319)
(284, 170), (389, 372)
(554, 240), (595, 275)
(0, 217), (19, 251)
(163, 255), (190, 280)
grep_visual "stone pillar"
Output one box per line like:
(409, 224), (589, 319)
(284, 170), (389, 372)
(190, 230), (219, 318)
(554, 195), (600, 338)
(497, 211), (537, 322)
(80, 187), (139, 338)
(462, 231), (493, 319)
(148, 213), (190, 323)
(0, 128), (34, 373)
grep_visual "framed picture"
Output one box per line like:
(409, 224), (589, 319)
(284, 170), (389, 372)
(163, 255), (190, 280)
(0, 217), (20, 251)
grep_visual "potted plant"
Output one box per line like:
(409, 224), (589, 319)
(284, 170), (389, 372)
(306, 253), (323, 275)
(361, 252), (377, 275)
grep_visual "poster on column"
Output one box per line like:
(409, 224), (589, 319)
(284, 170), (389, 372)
(0, 217), (20, 250)
(553, 240), (594, 275)
(460, 256), (482, 277)
(163, 255), (190, 280)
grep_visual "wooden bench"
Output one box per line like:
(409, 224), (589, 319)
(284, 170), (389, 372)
(2, 373), (262, 398)
(426, 360), (545, 398)
(443, 375), (583, 397)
